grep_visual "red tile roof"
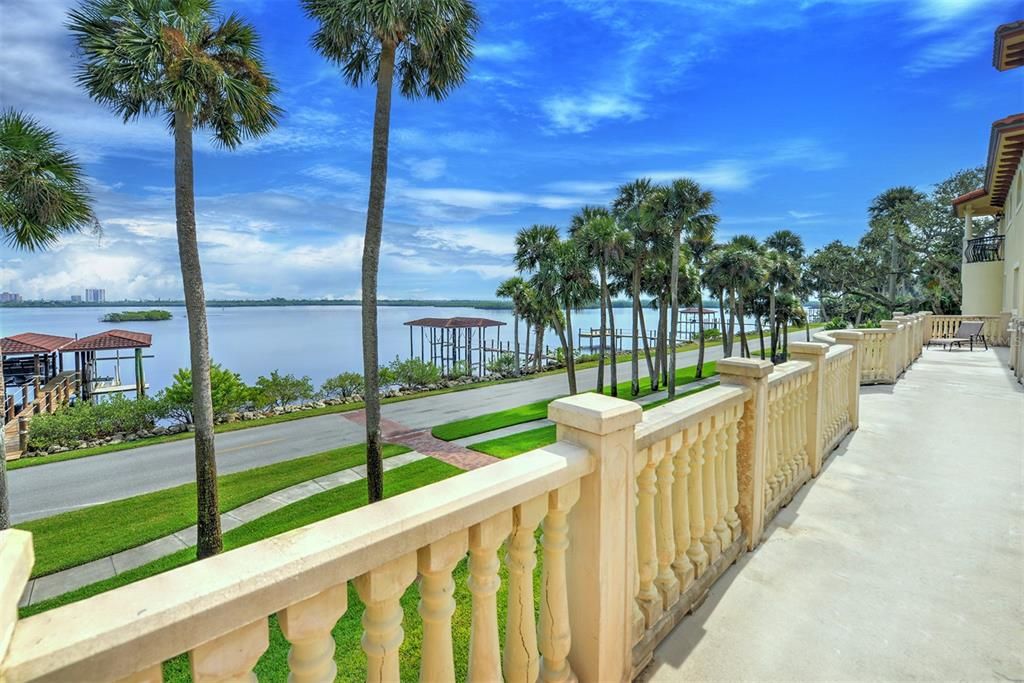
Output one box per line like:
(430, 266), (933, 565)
(0, 333), (75, 356)
(63, 329), (152, 351)
(952, 188), (987, 206)
(994, 20), (1024, 71)
(985, 113), (1024, 208)
(404, 316), (506, 328)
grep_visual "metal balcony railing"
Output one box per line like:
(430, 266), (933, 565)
(964, 235), (1004, 263)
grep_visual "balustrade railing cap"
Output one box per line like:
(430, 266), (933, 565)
(880, 321), (901, 329)
(0, 530), (34, 660)
(831, 330), (864, 342)
(789, 341), (829, 356)
(717, 357), (773, 379)
(548, 393), (642, 435)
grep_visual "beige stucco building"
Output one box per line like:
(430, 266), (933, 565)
(953, 21), (1024, 320)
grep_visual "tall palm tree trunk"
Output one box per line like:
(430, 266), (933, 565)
(524, 323), (531, 372)
(607, 291), (618, 396)
(631, 267), (641, 396)
(512, 313), (520, 375)
(696, 297), (707, 379)
(174, 110), (221, 559)
(717, 292), (728, 356)
(552, 317), (576, 394)
(737, 298), (749, 358)
(361, 42), (395, 504)
(596, 265), (607, 393)
(758, 318), (767, 360)
(535, 324), (543, 370)
(668, 229), (681, 397)
(1, 363), (8, 529)
(638, 305), (656, 390)
(565, 307), (577, 394)
(658, 298), (668, 387)
(769, 288), (777, 359)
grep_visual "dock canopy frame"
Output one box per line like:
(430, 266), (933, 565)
(64, 329), (153, 399)
(1, 333), (75, 389)
(403, 317), (506, 377)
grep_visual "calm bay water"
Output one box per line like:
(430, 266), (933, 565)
(1, 305), (677, 393)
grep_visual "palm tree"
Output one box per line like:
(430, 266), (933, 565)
(70, 0), (280, 557)
(867, 186), (925, 312)
(684, 212), (717, 378)
(515, 224), (559, 372)
(612, 178), (657, 395)
(571, 208), (627, 395)
(649, 178), (715, 396)
(305, 0), (478, 503)
(703, 247), (732, 355)
(764, 250), (800, 361)
(0, 111), (96, 529)
(495, 276), (527, 374)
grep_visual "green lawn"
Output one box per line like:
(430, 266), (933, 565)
(433, 361), (718, 443)
(469, 379), (722, 459)
(17, 443), (409, 578)
(21, 457), (461, 618)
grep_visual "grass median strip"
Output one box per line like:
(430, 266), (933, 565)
(434, 361), (718, 443)
(469, 380), (722, 459)
(17, 442), (410, 578)
(20, 457), (462, 619)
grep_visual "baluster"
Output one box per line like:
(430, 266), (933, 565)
(354, 553), (418, 683)
(672, 429), (695, 589)
(781, 386), (794, 487)
(686, 421), (710, 576)
(504, 495), (547, 682)
(190, 619), (268, 683)
(278, 584), (348, 683)
(713, 415), (731, 548)
(800, 378), (810, 475)
(468, 512), (512, 683)
(540, 481), (580, 683)
(769, 392), (782, 499)
(724, 405), (742, 538)
(700, 420), (721, 562)
(631, 470), (645, 644)
(653, 439), (680, 609)
(635, 447), (662, 625)
(419, 532), (469, 682)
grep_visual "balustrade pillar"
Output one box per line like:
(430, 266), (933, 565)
(671, 429), (695, 589)
(540, 481), (580, 683)
(790, 342), (828, 476)
(0, 530), (33, 668)
(699, 421), (721, 562)
(832, 331), (863, 430)
(354, 553), (417, 683)
(713, 417), (730, 548)
(418, 531), (468, 683)
(880, 322), (901, 381)
(278, 584), (348, 683)
(189, 618), (268, 683)
(724, 407), (742, 538)
(717, 358), (773, 549)
(504, 495), (547, 682)
(548, 393), (642, 683)
(634, 446), (661, 625)
(685, 422), (710, 576)
(653, 438), (680, 610)
(467, 512), (512, 683)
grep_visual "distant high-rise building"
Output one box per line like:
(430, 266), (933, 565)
(70, 295), (82, 303)
(85, 288), (106, 303)
(0, 292), (22, 303)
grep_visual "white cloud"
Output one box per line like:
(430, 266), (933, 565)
(304, 164), (364, 186)
(475, 41), (529, 62)
(788, 210), (825, 220)
(643, 161), (757, 191)
(903, 27), (989, 75)
(405, 157), (447, 181)
(541, 93), (644, 133)
(414, 227), (515, 257)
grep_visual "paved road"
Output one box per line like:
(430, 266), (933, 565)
(9, 330), (816, 522)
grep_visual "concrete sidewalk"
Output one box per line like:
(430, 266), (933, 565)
(641, 348), (1024, 681)
(20, 451), (428, 607)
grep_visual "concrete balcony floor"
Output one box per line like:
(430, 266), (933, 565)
(642, 348), (1024, 682)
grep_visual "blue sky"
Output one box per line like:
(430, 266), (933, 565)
(0, 0), (1019, 300)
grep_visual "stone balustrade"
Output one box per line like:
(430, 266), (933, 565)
(0, 348), (872, 682)
(1010, 316), (1024, 384)
(929, 313), (1009, 346)
(813, 311), (930, 386)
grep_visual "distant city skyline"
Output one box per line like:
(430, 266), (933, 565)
(0, 0), (1016, 301)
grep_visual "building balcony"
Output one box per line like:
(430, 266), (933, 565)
(964, 234), (1005, 263)
(0, 313), (1020, 682)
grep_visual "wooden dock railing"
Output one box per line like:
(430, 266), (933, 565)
(3, 372), (77, 456)
(0, 335), (918, 682)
